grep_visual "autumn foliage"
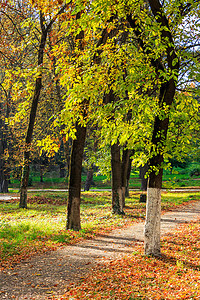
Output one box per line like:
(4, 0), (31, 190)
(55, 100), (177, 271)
(60, 220), (200, 299)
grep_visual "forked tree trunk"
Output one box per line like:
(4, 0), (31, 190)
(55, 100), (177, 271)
(67, 123), (87, 230)
(111, 142), (124, 214)
(121, 148), (130, 207)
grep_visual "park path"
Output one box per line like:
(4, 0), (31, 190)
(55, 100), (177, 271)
(0, 200), (200, 299)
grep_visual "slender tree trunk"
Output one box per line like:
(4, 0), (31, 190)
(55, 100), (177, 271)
(125, 150), (133, 197)
(139, 163), (148, 203)
(111, 142), (124, 214)
(66, 11), (87, 230)
(121, 148), (130, 207)
(20, 157), (29, 208)
(0, 160), (8, 193)
(0, 118), (8, 193)
(19, 6), (66, 208)
(19, 13), (48, 208)
(40, 164), (44, 182)
(67, 123), (87, 230)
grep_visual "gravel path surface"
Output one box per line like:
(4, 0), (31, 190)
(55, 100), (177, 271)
(0, 200), (200, 299)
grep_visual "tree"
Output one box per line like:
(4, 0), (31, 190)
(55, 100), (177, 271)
(127, 0), (199, 256)
(19, 4), (66, 208)
(144, 0), (199, 256)
(34, 0), (199, 248)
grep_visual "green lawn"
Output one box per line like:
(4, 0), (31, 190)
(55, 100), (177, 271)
(8, 163), (200, 190)
(0, 191), (199, 268)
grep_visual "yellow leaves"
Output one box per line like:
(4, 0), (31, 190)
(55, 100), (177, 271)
(29, 0), (65, 11)
(37, 136), (60, 156)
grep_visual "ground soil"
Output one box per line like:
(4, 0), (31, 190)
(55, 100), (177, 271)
(0, 200), (200, 300)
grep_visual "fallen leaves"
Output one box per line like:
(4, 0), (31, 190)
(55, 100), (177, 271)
(60, 219), (200, 300)
(0, 191), (199, 273)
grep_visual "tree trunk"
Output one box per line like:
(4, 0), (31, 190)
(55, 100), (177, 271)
(144, 126), (164, 256)
(0, 126), (8, 193)
(19, 78), (43, 207)
(67, 122), (87, 230)
(40, 164), (44, 182)
(18, 6), (66, 207)
(84, 167), (94, 191)
(141, 0), (179, 256)
(64, 138), (72, 178)
(121, 148), (130, 207)
(144, 82), (177, 255)
(19, 13), (48, 208)
(125, 150), (133, 197)
(111, 142), (124, 214)
(0, 101), (9, 193)
(0, 162), (8, 193)
(19, 162), (29, 208)
(139, 163), (148, 203)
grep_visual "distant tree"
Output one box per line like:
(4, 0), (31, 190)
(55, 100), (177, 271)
(19, 4), (66, 208)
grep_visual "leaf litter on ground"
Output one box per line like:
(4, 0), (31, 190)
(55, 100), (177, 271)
(59, 219), (200, 300)
(0, 191), (199, 271)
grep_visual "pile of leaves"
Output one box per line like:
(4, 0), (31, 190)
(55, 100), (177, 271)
(60, 220), (200, 299)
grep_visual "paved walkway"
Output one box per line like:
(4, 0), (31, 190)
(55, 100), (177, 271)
(0, 200), (200, 299)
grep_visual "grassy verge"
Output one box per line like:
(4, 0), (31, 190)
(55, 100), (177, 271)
(61, 219), (200, 299)
(0, 191), (199, 269)
(8, 167), (200, 190)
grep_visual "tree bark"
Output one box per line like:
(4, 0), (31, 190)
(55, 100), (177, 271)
(111, 142), (124, 214)
(144, 85), (178, 255)
(19, 13), (48, 208)
(67, 122), (87, 230)
(121, 148), (130, 207)
(0, 117), (8, 193)
(143, 0), (179, 256)
(125, 150), (134, 197)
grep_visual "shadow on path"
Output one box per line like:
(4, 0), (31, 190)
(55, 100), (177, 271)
(0, 201), (200, 299)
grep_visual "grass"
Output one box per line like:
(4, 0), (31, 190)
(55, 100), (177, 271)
(0, 191), (199, 269)
(61, 219), (200, 299)
(9, 164), (200, 190)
